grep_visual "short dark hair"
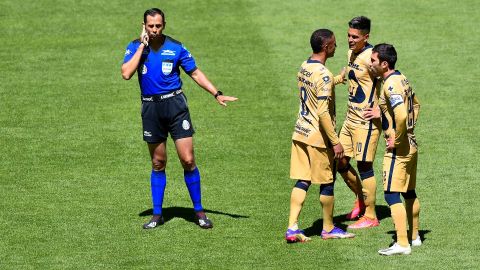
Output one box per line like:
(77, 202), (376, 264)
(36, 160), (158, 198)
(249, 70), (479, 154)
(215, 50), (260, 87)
(373, 43), (397, 69)
(310, 29), (334, 53)
(144, 8), (165, 24)
(348, 16), (371, 34)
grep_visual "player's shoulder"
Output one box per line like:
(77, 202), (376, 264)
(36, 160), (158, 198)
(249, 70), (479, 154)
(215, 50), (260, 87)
(303, 58), (329, 73)
(127, 39), (142, 46)
(164, 35), (193, 55)
(165, 35), (183, 46)
(358, 44), (374, 61)
(316, 63), (333, 80)
(361, 44), (374, 54)
(164, 35), (189, 51)
(383, 70), (404, 93)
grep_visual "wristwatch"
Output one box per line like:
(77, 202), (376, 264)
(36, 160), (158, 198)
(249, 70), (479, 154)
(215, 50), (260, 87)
(214, 91), (223, 98)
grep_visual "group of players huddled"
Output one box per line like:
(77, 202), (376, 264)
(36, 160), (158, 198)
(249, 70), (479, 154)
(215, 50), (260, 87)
(286, 16), (421, 256)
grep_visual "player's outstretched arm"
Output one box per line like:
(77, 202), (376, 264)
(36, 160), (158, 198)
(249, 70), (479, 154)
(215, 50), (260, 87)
(189, 69), (238, 106)
(333, 67), (346, 85)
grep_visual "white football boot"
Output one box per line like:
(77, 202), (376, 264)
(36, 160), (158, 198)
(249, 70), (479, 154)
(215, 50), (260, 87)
(411, 235), (422, 247)
(378, 243), (412, 256)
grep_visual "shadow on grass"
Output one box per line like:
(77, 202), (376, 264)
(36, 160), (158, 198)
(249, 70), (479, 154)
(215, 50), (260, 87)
(303, 205), (391, 236)
(139, 206), (249, 224)
(386, 229), (431, 243)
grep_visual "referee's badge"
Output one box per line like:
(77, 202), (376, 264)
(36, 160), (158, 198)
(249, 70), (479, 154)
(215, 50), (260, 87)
(182, 120), (190, 130)
(162, 61), (173, 75)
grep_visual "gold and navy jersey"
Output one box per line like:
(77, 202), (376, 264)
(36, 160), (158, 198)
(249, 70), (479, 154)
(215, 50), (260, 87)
(345, 45), (381, 129)
(292, 59), (339, 148)
(382, 71), (420, 150)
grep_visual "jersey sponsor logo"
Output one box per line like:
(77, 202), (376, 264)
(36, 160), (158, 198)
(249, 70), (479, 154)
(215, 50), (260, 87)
(144, 131), (152, 137)
(389, 94), (403, 107)
(299, 68), (313, 77)
(298, 76), (314, 87)
(142, 65), (148, 75)
(162, 61), (173, 75)
(182, 120), (190, 130)
(161, 49), (176, 56)
(348, 62), (363, 71)
(125, 49), (131, 56)
(294, 123), (311, 137)
(322, 76), (331, 83)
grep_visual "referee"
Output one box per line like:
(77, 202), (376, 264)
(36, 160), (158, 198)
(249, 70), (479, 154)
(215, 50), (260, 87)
(121, 8), (237, 229)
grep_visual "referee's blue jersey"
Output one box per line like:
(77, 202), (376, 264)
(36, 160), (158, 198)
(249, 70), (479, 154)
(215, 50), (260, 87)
(123, 36), (197, 95)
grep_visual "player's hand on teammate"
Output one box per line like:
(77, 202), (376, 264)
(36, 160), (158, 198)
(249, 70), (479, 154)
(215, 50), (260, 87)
(385, 135), (395, 152)
(333, 143), (344, 159)
(337, 67), (346, 84)
(216, 95), (238, 107)
(140, 24), (149, 46)
(363, 106), (380, 120)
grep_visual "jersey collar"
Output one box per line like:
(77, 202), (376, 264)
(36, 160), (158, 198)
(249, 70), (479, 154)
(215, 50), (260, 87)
(384, 70), (402, 82)
(307, 58), (323, 64)
(353, 43), (373, 55)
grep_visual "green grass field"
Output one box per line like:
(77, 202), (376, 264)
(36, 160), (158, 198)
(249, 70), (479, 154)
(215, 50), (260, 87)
(1, 0), (478, 269)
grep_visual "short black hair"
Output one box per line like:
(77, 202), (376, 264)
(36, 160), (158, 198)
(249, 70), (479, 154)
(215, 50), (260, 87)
(310, 29), (334, 54)
(348, 16), (371, 34)
(373, 43), (397, 69)
(144, 8), (165, 24)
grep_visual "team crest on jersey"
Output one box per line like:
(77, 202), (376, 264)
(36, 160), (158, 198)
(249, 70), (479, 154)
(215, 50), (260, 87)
(182, 120), (190, 130)
(142, 65), (147, 75)
(162, 61), (173, 75)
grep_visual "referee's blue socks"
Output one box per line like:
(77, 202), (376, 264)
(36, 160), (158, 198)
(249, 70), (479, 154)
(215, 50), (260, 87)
(151, 170), (167, 215)
(184, 167), (203, 212)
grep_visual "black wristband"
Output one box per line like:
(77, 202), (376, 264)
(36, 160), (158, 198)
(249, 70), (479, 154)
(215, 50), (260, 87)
(214, 91), (223, 98)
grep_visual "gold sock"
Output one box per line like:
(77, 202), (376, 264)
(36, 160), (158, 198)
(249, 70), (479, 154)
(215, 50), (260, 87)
(340, 166), (363, 197)
(320, 194), (334, 232)
(405, 198), (420, 240)
(288, 187), (307, 228)
(390, 203), (409, 247)
(361, 176), (377, 219)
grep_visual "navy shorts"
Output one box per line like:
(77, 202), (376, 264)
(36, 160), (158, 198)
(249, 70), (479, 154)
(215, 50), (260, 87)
(141, 93), (195, 143)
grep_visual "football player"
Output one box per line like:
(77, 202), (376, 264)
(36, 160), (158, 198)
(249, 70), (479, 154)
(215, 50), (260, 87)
(285, 29), (354, 242)
(337, 16), (381, 228)
(368, 43), (421, 255)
